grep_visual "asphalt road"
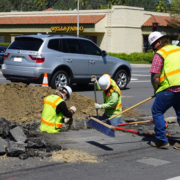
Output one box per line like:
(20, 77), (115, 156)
(0, 65), (180, 180)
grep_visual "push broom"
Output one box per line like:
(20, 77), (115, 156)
(87, 95), (155, 137)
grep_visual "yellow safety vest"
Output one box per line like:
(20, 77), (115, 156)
(40, 94), (64, 133)
(156, 45), (180, 93)
(103, 79), (122, 117)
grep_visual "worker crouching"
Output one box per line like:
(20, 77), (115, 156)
(40, 86), (76, 133)
(91, 74), (122, 126)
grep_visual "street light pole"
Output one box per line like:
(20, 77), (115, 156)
(77, 0), (79, 37)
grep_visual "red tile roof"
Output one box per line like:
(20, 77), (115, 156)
(0, 15), (106, 25)
(143, 15), (180, 27)
(43, 8), (53, 11)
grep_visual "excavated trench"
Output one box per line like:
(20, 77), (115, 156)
(0, 83), (179, 160)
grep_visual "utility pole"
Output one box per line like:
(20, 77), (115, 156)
(77, 0), (79, 37)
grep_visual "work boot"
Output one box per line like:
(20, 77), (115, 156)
(150, 140), (169, 148)
(173, 142), (180, 150)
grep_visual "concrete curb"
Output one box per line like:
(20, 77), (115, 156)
(130, 64), (152, 68)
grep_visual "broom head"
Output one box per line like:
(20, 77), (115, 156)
(87, 117), (115, 137)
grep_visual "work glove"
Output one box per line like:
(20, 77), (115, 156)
(91, 75), (97, 83)
(70, 106), (76, 113)
(64, 117), (71, 124)
(94, 103), (102, 109)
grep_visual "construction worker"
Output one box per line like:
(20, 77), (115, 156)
(148, 31), (180, 149)
(40, 86), (76, 133)
(91, 74), (122, 126)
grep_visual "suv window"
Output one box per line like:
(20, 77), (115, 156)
(65, 39), (82, 54)
(48, 39), (60, 51)
(9, 37), (43, 51)
(61, 39), (69, 53)
(80, 40), (101, 56)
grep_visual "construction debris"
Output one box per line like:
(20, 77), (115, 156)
(10, 126), (27, 143)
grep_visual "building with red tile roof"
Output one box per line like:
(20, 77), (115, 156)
(0, 6), (179, 53)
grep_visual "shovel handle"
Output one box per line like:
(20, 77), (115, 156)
(94, 82), (99, 119)
(108, 95), (155, 121)
(119, 120), (153, 126)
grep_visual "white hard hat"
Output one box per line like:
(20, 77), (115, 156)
(148, 31), (164, 46)
(98, 74), (111, 90)
(57, 85), (72, 100)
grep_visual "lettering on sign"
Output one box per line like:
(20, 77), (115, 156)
(51, 26), (84, 32)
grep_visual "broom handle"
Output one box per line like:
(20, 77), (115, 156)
(108, 95), (155, 121)
(94, 82), (99, 119)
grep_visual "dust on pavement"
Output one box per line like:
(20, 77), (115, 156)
(51, 149), (97, 163)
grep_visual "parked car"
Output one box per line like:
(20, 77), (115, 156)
(2, 34), (131, 89)
(0, 46), (7, 65)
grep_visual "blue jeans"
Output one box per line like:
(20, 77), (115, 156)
(152, 90), (180, 142)
(100, 113), (122, 126)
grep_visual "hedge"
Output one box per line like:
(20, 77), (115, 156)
(0, 43), (11, 47)
(107, 52), (154, 63)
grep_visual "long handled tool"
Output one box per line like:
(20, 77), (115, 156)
(114, 126), (180, 143)
(94, 82), (99, 119)
(118, 120), (153, 126)
(87, 95), (155, 137)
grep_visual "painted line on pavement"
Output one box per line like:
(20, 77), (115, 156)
(166, 176), (180, 180)
(131, 81), (151, 82)
(131, 78), (138, 80)
(132, 74), (150, 76)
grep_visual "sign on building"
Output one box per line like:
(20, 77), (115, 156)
(51, 26), (84, 32)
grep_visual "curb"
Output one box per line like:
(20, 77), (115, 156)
(130, 64), (152, 68)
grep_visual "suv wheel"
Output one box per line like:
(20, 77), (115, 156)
(114, 69), (128, 90)
(50, 70), (69, 89)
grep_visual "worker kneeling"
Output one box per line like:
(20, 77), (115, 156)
(91, 74), (122, 126)
(40, 86), (76, 133)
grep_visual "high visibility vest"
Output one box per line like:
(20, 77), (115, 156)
(103, 79), (122, 117)
(156, 45), (180, 93)
(40, 94), (64, 133)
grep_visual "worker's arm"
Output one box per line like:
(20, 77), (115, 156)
(101, 92), (119, 109)
(56, 101), (73, 118)
(95, 81), (102, 91)
(151, 73), (160, 93)
(150, 53), (164, 94)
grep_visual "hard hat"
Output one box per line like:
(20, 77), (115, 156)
(98, 74), (111, 90)
(57, 85), (72, 100)
(148, 31), (164, 46)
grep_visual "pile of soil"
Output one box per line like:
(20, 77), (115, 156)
(0, 83), (143, 124)
(51, 149), (97, 163)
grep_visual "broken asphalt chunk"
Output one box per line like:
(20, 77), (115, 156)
(0, 118), (11, 138)
(10, 126), (27, 143)
(6, 141), (27, 157)
(27, 138), (46, 148)
(0, 137), (8, 154)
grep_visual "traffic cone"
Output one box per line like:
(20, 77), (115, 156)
(42, 72), (48, 87)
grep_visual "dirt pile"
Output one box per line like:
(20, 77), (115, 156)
(0, 83), (143, 124)
(51, 149), (97, 163)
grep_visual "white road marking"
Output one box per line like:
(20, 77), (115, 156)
(132, 74), (150, 76)
(131, 78), (138, 80)
(131, 81), (150, 82)
(166, 176), (180, 180)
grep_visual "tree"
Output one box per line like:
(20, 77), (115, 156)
(34, 0), (48, 10)
(0, 0), (11, 12)
(169, 0), (180, 28)
(155, 1), (168, 12)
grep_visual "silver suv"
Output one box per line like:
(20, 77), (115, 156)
(2, 34), (131, 89)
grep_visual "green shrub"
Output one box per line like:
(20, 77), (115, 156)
(107, 52), (154, 63)
(0, 43), (11, 47)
